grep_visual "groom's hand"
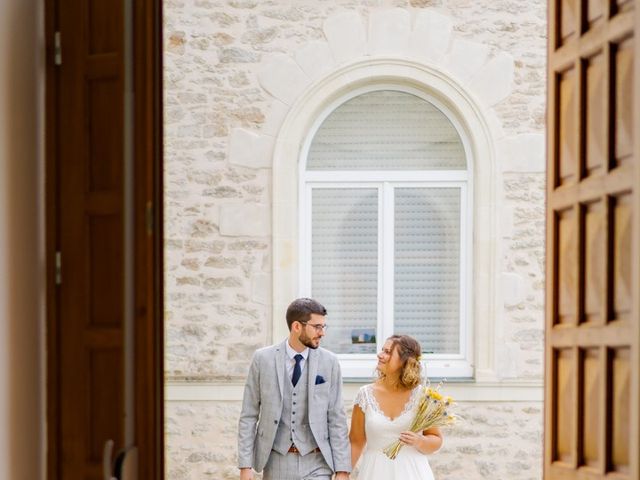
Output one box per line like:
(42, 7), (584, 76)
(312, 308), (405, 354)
(334, 472), (350, 480)
(239, 467), (254, 480)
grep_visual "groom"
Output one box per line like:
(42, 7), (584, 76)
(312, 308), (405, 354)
(237, 298), (351, 480)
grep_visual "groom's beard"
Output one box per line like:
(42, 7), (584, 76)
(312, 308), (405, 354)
(299, 329), (321, 349)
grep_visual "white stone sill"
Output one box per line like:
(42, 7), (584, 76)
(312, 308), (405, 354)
(166, 381), (543, 402)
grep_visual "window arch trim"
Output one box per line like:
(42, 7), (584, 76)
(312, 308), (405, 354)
(272, 57), (500, 382)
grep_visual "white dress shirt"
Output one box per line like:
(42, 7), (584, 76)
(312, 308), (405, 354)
(285, 340), (309, 380)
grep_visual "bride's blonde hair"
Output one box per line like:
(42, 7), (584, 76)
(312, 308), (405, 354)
(377, 334), (422, 389)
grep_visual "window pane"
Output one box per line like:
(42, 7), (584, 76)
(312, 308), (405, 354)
(395, 188), (460, 354)
(308, 90), (466, 170)
(311, 188), (378, 354)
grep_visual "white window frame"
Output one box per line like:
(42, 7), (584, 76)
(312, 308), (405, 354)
(272, 59), (504, 384)
(298, 85), (474, 379)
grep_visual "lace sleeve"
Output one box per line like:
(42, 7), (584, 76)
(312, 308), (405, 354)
(353, 385), (369, 411)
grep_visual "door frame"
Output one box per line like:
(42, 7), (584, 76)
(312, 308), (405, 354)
(44, 0), (164, 478)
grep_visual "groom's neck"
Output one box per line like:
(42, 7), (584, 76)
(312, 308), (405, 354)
(288, 335), (306, 353)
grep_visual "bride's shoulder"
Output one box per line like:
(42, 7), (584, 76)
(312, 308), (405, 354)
(354, 383), (374, 410)
(362, 382), (381, 396)
(356, 383), (374, 397)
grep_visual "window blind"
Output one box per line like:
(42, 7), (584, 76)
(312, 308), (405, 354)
(394, 187), (461, 354)
(311, 188), (379, 354)
(307, 90), (466, 171)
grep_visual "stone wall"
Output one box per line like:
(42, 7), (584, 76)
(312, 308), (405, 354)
(164, 0), (547, 478)
(166, 400), (542, 480)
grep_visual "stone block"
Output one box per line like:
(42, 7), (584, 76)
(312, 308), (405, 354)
(219, 204), (270, 236)
(241, 26), (278, 45)
(203, 276), (243, 289)
(502, 272), (527, 306)
(323, 11), (366, 64)
(294, 41), (335, 81)
(368, 8), (411, 55)
(227, 240), (268, 251)
(470, 52), (515, 106)
(204, 256), (238, 268)
(251, 273), (271, 305)
(501, 205), (515, 240)
(218, 47), (259, 63)
(228, 128), (274, 169)
(445, 38), (490, 84)
(496, 341), (521, 379)
(409, 9), (453, 63)
(485, 109), (506, 141)
(261, 99), (290, 136)
(203, 186), (241, 198)
(498, 133), (545, 172)
(189, 219), (218, 237)
(258, 53), (310, 106)
(184, 240), (225, 254)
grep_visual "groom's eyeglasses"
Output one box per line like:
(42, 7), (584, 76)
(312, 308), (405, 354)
(302, 322), (328, 332)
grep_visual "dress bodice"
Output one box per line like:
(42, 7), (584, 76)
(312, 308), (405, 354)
(352, 384), (435, 479)
(353, 384), (422, 451)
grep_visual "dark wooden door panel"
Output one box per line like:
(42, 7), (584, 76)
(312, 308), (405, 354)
(47, 0), (164, 477)
(58, 0), (126, 477)
(545, 0), (639, 479)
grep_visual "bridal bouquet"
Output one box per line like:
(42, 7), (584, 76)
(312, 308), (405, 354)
(383, 382), (458, 459)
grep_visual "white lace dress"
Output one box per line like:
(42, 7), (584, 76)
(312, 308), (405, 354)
(353, 384), (436, 480)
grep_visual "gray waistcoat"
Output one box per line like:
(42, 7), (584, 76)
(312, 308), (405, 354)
(272, 361), (319, 456)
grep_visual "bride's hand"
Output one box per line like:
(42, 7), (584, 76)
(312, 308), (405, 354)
(399, 431), (423, 447)
(400, 428), (443, 454)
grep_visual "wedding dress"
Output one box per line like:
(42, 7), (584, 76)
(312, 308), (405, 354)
(353, 384), (436, 480)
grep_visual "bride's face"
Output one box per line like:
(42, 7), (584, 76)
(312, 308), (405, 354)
(377, 340), (403, 375)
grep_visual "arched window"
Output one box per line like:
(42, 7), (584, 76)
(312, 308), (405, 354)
(299, 88), (473, 378)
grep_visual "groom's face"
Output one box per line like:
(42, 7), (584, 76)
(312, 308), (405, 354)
(297, 313), (326, 349)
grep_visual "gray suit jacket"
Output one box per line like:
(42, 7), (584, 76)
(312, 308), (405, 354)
(237, 340), (352, 473)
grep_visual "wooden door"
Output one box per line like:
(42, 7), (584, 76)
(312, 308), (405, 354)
(545, 0), (640, 478)
(45, 0), (164, 478)
(58, 0), (127, 478)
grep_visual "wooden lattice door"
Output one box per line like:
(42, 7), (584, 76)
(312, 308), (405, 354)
(545, 0), (640, 478)
(46, 0), (164, 477)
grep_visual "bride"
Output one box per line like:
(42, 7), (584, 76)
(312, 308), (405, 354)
(349, 335), (442, 479)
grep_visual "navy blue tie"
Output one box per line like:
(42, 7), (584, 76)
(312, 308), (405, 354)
(291, 354), (303, 387)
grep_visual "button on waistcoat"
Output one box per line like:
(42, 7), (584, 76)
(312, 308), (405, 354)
(272, 360), (318, 456)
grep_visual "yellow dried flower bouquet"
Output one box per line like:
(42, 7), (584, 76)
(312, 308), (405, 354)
(383, 382), (458, 460)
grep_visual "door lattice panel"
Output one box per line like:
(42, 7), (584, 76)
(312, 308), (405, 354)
(546, 0), (639, 478)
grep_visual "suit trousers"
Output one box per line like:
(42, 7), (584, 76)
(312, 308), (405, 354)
(263, 450), (333, 480)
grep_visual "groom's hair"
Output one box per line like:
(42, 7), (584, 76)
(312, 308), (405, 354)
(286, 298), (327, 330)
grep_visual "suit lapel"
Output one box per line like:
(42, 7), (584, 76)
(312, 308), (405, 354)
(307, 348), (319, 401)
(275, 340), (286, 398)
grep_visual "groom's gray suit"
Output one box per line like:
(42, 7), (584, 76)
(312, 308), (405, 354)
(238, 340), (351, 478)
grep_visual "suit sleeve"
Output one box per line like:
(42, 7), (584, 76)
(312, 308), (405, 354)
(327, 356), (352, 473)
(237, 351), (261, 469)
